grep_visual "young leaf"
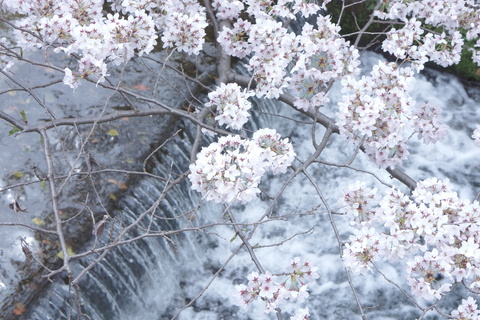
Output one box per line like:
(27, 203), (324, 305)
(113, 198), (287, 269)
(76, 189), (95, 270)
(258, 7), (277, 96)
(57, 246), (76, 259)
(32, 217), (45, 226)
(12, 170), (24, 178)
(8, 126), (20, 135)
(20, 110), (28, 124)
(67, 246), (76, 256)
(106, 129), (119, 136)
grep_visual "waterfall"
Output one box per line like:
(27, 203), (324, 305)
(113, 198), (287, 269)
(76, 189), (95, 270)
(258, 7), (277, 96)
(10, 51), (480, 320)
(27, 139), (207, 319)
(162, 53), (480, 320)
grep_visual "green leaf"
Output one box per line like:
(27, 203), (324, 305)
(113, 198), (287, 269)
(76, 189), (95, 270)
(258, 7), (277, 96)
(40, 180), (46, 190)
(8, 126), (20, 135)
(106, 129), (119, 136)
(32, 217), (45, 226)
(20, 110), (27, 123)
(230, 234), (237, 242)
(57, 246), (76, 259)
(13, 170), (24, 178)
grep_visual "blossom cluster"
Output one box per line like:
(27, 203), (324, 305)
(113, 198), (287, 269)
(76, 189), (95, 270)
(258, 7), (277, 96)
(289, 16), (360, 111)
(160, 11), (207, 55)
(252, 128), (296, 174)
(217, 18), (253, 59)
(212, 0), (244, 20)
(188, 129), (295, 203)
(246, 19), (298, 99)
(450, 297), (480, 320)
(108, 0), (208, 55)
(376, 0), (480, 70)
(412, 102), (448, 144)
(341, 181), (379, 227)
(0, 0), (210, 89)
(205, 83), (252, 130)
(337, 61), (447, 169)
(340, 178), (480, 312)
(1, 0), (159, 89)
(217, 6), (360, 107)
(235, 257), (318, 318)
(290, 308), (310, 320)
(63, 56), (109, 90)
(381, 18), (463, 71)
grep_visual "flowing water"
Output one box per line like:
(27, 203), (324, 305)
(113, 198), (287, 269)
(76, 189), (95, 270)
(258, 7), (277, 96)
(0, 46), (216, 319)
(3, 50), (480, 320)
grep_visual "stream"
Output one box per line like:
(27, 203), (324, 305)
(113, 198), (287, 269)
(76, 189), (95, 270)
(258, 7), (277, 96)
(0, 46), (479, 320)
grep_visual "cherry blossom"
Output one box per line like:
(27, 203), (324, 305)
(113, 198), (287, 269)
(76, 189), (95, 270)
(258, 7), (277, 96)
(293, 0), (320, 17)
(235, 258), (318, 313)
(290, 308), (310, 320)
(217, 18), (253, 59)
(189, 130), (294, 203)
(62, 55), (108, 90)
(406, 249), (452, 300)
(3, 0), (480, 318)
(252, 128), (296, 174)
(341, 178), (480, 303)
(376, 0), (478, 70)
(340, 181), (379, 227)
(212, 0), (244, 20)
(188, 135), (263, 203)
(412, 102), (448, 144)
(63, 68), (79, 90)
(337, 62), (418, 168)
(450, 297), (480, 320)
(205, 83), (252, 131)
(287, 257), (319, 288)
(247, 19), (297, 99)
(161, 10), (207, 55)
(343, 226), (386, 275)
(290, 16), (360, 111)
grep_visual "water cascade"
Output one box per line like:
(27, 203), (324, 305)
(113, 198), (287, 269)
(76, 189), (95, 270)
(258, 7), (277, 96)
(15, 52), (480, 320)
